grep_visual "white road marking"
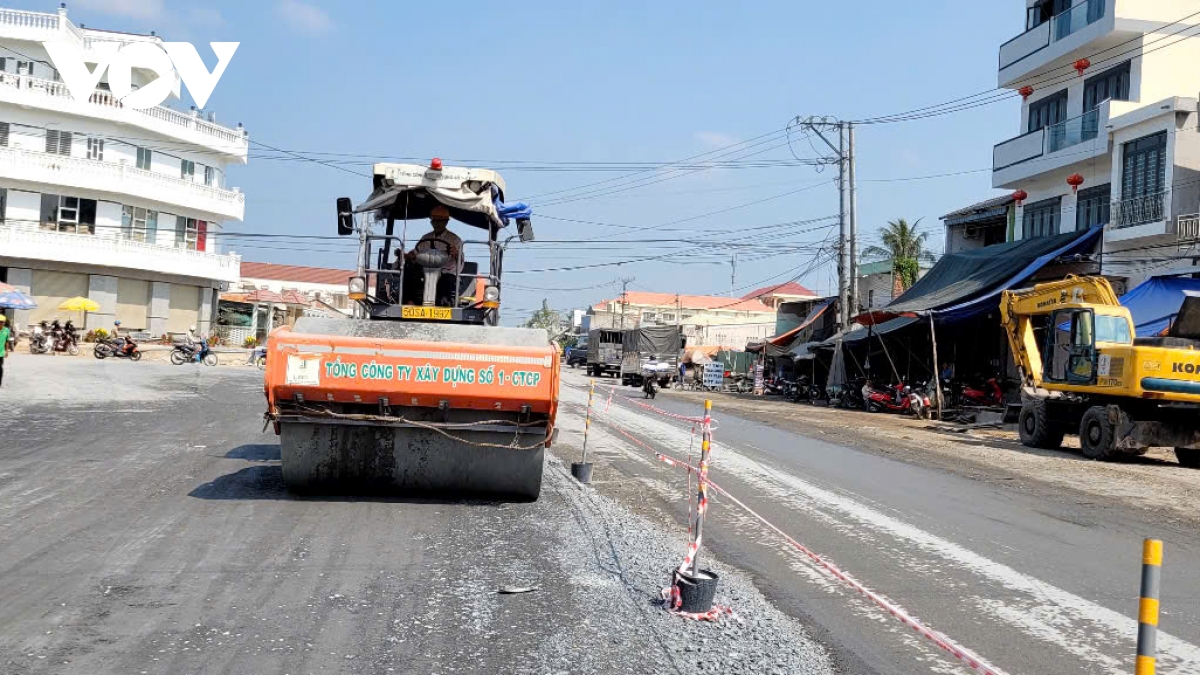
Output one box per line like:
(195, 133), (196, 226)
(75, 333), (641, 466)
(560, 383), (1200, 675)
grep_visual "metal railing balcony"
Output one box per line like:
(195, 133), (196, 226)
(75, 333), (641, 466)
(1111, 191), (1168, 228)
(1052, 0), (1106, 43)
(1176, 213), (1200, 241)
(0, 72), (248, 158)
(1046, 107), (1100, 154)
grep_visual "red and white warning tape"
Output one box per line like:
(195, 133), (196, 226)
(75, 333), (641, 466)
(580, 389), (1012, 672)
(650, 449), (1010, 675)
(591, 382), (709, 424)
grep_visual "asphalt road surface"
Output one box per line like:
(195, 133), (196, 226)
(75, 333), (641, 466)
(0, 357), (832, 675)
(553, 368), (1200, 675)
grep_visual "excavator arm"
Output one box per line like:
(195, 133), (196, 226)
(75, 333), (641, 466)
(999, 276), (1120, 387)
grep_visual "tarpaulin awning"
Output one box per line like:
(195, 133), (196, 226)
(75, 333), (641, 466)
(790, 341), (821, 360)
(1119, 276), (1200, 336)
(768, 299), (834, 346)
(814, 316), (920, 350)
(855, 226), (1102, 325)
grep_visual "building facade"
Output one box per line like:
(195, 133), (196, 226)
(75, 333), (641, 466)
(856, 260), (932, 311)
(238, 262), (357, 315)
(0, 5), (247, 336)
(740, 281), (820, 310)
(993, 0), (1200, 287)
(588, 291), (776, 348)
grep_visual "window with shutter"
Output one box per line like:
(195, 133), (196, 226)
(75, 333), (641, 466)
(1121, 132), (1167, 198)
(0, 121), (8, 147)
(1075, 184), (1111, 230)
(45, 130), (72, 156)
(1083, 61), (1131, 111)
(1028, 91), (1068, 133)
(87, 137), (104, 161)
(1022, 197), (1062, 238)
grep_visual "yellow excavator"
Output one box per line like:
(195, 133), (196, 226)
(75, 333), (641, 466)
(1000, 276), (1200, 466)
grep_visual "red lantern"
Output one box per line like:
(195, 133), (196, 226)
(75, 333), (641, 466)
(1067, 173), (1085, 192)
(1019, 85), (1034, 100)
(1074, 58), (1091, 76)
(1013, 189), (1028, 205)
(430, 157), (443, 171)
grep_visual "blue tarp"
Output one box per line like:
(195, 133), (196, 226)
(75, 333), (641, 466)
(1119, 276), (1200, 336)
(858, 226), (1104, 325)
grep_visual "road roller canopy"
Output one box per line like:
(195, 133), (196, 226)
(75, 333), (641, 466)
(355, 161), (532, 235)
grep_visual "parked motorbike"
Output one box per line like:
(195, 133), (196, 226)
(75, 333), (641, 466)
(171, 343), (218, 366)
(866, 382), (931, 419)
(94, 337), (142, 361)
(956, 377), (1004, 408)
(764, 377), (789, 396)
(29, 326), (50, 354)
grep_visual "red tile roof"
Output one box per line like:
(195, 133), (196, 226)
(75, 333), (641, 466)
(591, 291), (774, 313)
(240, 261), (354, 286)
(741, 281), (818, 300)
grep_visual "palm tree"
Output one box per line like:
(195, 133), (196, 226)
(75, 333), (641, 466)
(862, 218), (936, 290)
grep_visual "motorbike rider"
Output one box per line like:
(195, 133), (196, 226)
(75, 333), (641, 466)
(642, 356), (661, 396)
(113, 321), (136, 357)
(186, 325), (210, 362)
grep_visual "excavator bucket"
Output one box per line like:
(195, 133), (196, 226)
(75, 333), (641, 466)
(264, 317), (559, 500)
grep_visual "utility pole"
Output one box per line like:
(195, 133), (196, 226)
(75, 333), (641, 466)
(731, 253), (738, 294)
(794, 116), (858, 330)
(848, 122), (859, 316)
(619, 276), (635, 329)
(838, 124), (849, 329)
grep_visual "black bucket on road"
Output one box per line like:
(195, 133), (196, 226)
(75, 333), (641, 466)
(571, 461), (593, 484)
(674, 569), (719, 613)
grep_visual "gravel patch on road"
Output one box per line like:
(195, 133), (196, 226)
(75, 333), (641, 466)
(539, 456), (833, 675)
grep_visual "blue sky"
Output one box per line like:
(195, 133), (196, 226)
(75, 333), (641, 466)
(14, 0), (1025, 322)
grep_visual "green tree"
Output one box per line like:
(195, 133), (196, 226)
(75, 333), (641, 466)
(522, 299), (565, 342)
(863, 218), (936, 290)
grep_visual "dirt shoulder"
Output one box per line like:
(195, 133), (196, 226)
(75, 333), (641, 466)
(654, 384), (1200, 525)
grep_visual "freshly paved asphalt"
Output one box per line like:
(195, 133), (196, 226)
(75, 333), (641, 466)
(0, 357), (833, 675)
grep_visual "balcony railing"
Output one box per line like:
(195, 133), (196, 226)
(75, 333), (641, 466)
(1111, 191), (1168, 228)
(1177, 214), (1200, 241)
(0, 7), (156, 51)
(0, 146), (245, 221)
(1046, 107), (1100, 153)
(1051, 0), (1106, 43)
(0, 222), (241, 283)
(0, 73), (248, 154)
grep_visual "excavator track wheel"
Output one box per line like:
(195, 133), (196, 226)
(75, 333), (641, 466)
(1174, 448), (1200, 469)
(1018, 399), (1064, 449)
(1079, 405), (1118, 461)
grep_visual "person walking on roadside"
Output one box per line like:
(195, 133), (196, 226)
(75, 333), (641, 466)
(0, 315), (12, 388)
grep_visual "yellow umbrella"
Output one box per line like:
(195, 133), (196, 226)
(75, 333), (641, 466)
(58, 296), (101, 330)
(58, 297), (100, 312)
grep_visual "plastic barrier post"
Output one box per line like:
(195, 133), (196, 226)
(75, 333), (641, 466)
(1137, 539), (1163, 675)
(581, 379), (595, 464)
(572, 379), (596, 483)
(691, 399), (712, 573)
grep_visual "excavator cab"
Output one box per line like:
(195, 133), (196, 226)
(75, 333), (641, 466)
(339, 160), (534, 326)
(1042, 307), (1133, 385)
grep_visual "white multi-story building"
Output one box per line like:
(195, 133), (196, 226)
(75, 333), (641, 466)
(0, 5), (247, 336)
(993, 0), (1200, 287)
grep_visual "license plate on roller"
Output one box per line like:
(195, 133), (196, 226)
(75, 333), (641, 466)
(402, 306), (453, 320)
